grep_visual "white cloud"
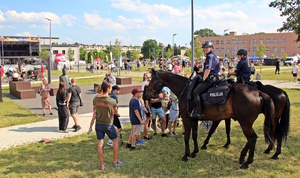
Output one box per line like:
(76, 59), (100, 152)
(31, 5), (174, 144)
(30, 24), (37, 28)
(5, 10), (61, 24)
(62, 37), (73, 43)
(61, 14), (78, 27)
(84, 12), (126, 32)
(15, 32), (31, 36)
(0, 10), (5, 22)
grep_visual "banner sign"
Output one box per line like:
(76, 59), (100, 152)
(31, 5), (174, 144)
(2, 36), (39, 42)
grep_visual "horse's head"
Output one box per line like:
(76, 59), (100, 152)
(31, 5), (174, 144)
(144, 68), (163, 99)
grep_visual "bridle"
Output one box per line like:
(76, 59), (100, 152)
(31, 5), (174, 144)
(149, 73), (163, 98)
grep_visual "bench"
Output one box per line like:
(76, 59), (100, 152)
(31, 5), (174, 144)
(116, 77), (132, 85)
(31, 86), (41, 93)
(15, 89), (36, 99)
(9, 81), (36, 99)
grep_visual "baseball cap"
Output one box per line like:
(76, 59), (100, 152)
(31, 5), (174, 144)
(112, 85), (120, 91)
(131, 88), (142, 95)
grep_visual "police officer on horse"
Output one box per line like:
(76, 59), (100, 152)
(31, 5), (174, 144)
(227, 49), (251, 84)
(187, 41), (220, 119)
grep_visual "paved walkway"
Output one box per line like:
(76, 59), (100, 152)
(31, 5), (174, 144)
(0, 76), (299, 151)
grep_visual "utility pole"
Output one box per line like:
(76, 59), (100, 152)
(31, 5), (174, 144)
(45, 18), (52, 84)
(173, 33), (177, 57)
(223, 29), (229, 59)
(191, 0), (194, 73)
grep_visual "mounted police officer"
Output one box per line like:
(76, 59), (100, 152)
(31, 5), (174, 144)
(227, 49), (251, 83)
(189, 41), (220, 119)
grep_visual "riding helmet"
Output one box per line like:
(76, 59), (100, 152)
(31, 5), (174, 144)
(237, 49), (247, 56)
(202, 41), (213, 48)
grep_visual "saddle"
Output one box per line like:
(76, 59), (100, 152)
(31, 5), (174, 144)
(200, 80), (230, 105)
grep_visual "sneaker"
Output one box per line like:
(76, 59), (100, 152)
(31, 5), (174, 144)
(58, 130), (64, 133)
(107, 141), (113, 147)
(165, 128), (169, 132)
(126, 143), (131, 149)
(113, 160), (125, 167)
(136, 140), (146, 145)
(173, 131), (178, 135)
(161, 133), (169, 137)
(72, 125), (76, 129)
(101, 163), (106, 170)
(130, 146), (141, 151)
(62, 130), (69, 133)
(74, 125), (81, 132)
(169, 132), (174, 136)
(144, 136), (153, 140)
(153, 132), (157, 136)
(148, 127), (153, 131)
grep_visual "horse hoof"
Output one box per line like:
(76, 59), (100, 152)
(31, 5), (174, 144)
(239, 158), (245, 165)
(271, 155), (279, 160)
(182, 156), (188, 162)
(223, 144), (229, 149)
(201, 145), (207, 150)
(264, 149), (271, 154)
(240, 164), (249, 169)
(190, 152), (197, 158)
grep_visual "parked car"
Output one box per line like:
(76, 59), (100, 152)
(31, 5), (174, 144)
(284, 56), (298, 66)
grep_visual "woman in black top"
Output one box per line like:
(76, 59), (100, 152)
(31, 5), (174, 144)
(56, 82), (69, 133)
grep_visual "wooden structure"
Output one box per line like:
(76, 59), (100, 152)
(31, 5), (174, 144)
(9, 81), (36, 99)
(94, 77), (142, 95)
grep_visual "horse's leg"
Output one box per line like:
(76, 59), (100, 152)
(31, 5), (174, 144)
(223, 118), (231, 149)
(201, 120), (221, 150)
(240, 131), (258, 169)
(239, 142), (249, 165)
(190, 120), (199, 158)
(182, 122), (191, 162)
(271, 125), (282, 159)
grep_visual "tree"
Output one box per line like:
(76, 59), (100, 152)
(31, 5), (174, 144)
(99, 50), (107, 62)
(281, 52), (287, 60)
(256, 42), (266, 74)
(79, 46), (87, 61)
(227, 54), (232, 59)
(185, 48), (191, 58)
(194, 28), (219, 37)
(271, 54), (275, 60)
(269, 0), (300, 42)
(126, 50), (133, 59)
(141, 39), (159, 60)
(111, 39), (122, 61)
(164, 48), (173, 59)
(67, 47), (74, 61)
(194, 40), (204, 61)
(40, 48), (49, 60)
(132, 47), (140, 61)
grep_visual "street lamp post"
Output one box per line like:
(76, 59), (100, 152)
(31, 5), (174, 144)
(191, 0), (194, 73)
(173, 33), (177, 57)
(45, 18), (52, 84)
(232, 38), (237, 63)
(223, 29), (229, 59)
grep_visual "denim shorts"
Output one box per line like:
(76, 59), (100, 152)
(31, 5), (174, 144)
(95, 123), (118, 141)
(151, 107), (165, 120)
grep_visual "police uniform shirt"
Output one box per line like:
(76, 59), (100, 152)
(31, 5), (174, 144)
(204, 51), (220, 76)
(235, 58), (251, 79)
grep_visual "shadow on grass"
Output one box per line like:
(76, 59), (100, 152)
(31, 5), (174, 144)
(4, 113), (37, 118)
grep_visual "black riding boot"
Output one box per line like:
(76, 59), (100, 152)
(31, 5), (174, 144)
(192, 95), (202, 119)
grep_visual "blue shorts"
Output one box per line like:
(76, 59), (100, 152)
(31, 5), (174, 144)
(95, 123), (118, 141)
(151, 107), (165, 120)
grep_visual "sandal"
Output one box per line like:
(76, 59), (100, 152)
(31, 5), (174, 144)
(50, 113), (53, 115)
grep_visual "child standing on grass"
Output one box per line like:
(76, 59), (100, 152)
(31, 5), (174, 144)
(126, 88), (145, 150)
(168, 92), (179, 136)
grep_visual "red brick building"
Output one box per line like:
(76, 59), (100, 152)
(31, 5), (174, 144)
(197, 32), (300, 58)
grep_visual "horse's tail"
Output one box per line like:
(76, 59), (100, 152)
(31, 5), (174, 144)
(260, 92), (275, 144)
(280, 91), (290, 142)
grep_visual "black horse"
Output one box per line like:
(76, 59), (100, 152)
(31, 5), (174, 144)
(145, 69), (276, 169)
(201, 81), (290, 160)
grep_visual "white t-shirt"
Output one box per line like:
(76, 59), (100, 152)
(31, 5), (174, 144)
(168, 63), (173, 71)
(292, 65), (298, 74)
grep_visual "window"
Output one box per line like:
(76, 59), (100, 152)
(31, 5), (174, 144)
(266, 47), (270, 53)
(226, 48), (230, 52)
(62, 50), (65, 54)
(266, 38), (271, 44)
(53, 50), (58, 54)
(227, 40), (230, 44)
(244, 39), (248, 44)
(215, 48), (219, 52)
(259, 38), (264, 44)
(232, 40), (236, 44)
(273, 47), (277, 52)
(280, 47), (285, 53)
(273, 38), (278, 44)
(221, 48), (224, 52)
(216, 40), (219, 45)
(221, 40), (224, 44)
(232, 47), (236, 52)
(281, 37), (286, 43)
(211, 40), (214, 45)
(238, 39), (242, 45)
(253, 39), (256, 44)
(253, 47), (257, 53)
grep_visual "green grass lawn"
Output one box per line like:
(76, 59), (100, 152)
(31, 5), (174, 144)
(0, 88), (299, 177)
(253, 65), (295, 81)
(0, 87), (44, 128)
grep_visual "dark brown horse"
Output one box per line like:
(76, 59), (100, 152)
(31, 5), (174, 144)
(201, 81), (290, 160)
(145, 69), (276, 169)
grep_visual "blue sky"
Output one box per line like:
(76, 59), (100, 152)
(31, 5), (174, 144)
(0, 0), (285, 47)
